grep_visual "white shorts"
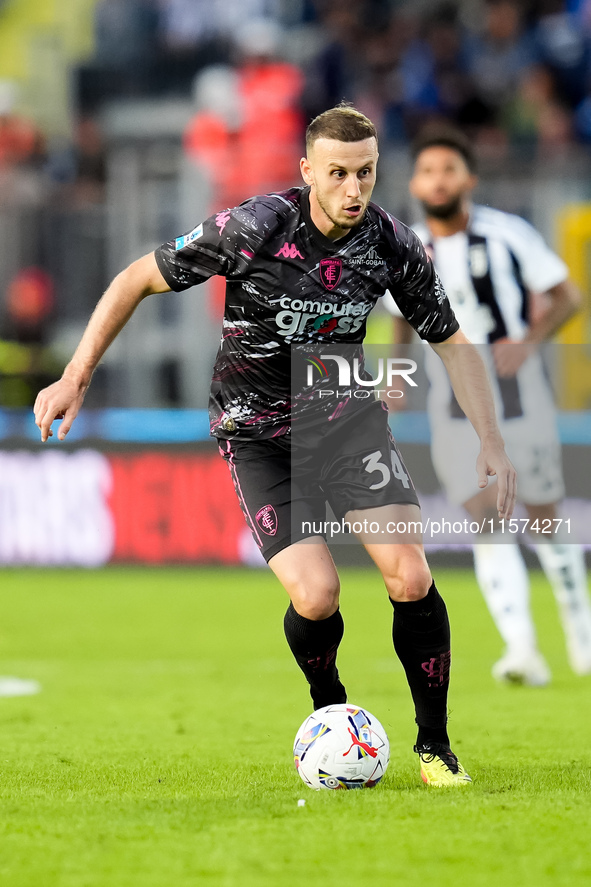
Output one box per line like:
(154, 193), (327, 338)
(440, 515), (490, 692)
(427, 351), (565, 506)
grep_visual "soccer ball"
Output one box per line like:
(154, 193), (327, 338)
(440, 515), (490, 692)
(293, 703), (389, 790)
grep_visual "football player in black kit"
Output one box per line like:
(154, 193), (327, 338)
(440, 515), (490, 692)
(34, 105), (516, 787)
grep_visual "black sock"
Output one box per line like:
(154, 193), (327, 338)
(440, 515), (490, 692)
(390, 582), (450, 747)
(284, 603), (346, 709)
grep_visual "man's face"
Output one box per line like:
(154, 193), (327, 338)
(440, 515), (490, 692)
(301, 137), (378, 238)
(410, 146), (477, 220)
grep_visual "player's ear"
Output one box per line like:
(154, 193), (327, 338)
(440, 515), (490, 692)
(300, 156), (313, 185)
(408, 173), (419, 199)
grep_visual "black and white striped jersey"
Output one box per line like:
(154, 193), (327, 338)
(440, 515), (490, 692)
(411, 204), (568, 345)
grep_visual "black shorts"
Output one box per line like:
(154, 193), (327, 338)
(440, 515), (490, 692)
(218, 400), (419, 562)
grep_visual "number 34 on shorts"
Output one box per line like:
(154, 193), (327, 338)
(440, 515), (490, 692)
(362, 447), (412, 491)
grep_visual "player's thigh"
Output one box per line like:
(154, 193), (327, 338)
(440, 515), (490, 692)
(463, 484), (499, 523)
(504, 424), (564, 506)
(463, 486), (561, 540)
(524, 501), (562, 542)
(431, 420), (484, 507)
(219, 437), (325, 564)
(269, 538), (340, 620)
(524, 503), (558, 522)
(325, 401), (420, 519)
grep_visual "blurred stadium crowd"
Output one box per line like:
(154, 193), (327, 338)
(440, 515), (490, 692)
(81, 0), (591, 149)
(1, 0), (591, 203)
(0, 0), (590, 408)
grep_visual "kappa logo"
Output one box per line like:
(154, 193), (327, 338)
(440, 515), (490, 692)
(350, 246), (385, 268)
(255, 504), (278, 536)
(319, 258), (343, 290)
(215, 210), (231, 234)
(275, 242), (305, 260)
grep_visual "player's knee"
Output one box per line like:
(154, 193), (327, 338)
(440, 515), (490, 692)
(291, 577), (340, 620)
(384, 556), (432, 602)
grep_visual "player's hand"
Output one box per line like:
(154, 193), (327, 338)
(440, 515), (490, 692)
(476, 442), (517, 519)
(492, 338), (534, 377)
(34, 376), (87, 442)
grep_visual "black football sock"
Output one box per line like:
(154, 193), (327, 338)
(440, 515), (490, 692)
(390, 582), (451, 748)
(284, 602), (346, 709)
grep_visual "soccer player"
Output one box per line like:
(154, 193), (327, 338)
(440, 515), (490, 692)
(391, 125), (591, 685)
(34, 105), (516, 786)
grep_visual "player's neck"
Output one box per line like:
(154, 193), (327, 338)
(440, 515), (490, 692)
(425, 208), (470, 239)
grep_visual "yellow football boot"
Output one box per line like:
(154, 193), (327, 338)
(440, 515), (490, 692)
(414, 743), (472, 787)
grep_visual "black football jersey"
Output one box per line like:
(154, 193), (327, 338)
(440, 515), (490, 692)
(154, 186), (458, 439)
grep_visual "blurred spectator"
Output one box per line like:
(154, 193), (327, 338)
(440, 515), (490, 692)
(71, 0), (591, 147)
(184, 18), (304, 315)
(531, 0), (590, 108)
(155, 0), (228, 92)
(504, 64), (574, 150)
(0, 268), (61, 408)
(42, 113), (107, 208)
(0, 80), (44, 169)
(155, 0), (281, 94)
(578, 0), (591, 30)
(463, 0), (535, 120)
(72, 116), (107, 203)
(94, 0), (159, 68)
(303, 5), (364, 121)
(158, 0), (219, 51)
(159, 0), (280, 49)
(230, 19), (304, 193)
(5, 268), (54, 344)
(574, 86), (591, 140)
(184, 19), (304, 204)
(78, 0), (160, 108)
(183, 64), (242, 200)
(212, 0), (281, 37)
(398, 4), (475, 138)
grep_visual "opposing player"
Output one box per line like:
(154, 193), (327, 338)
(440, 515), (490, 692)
(34, 105), (516, 786)
(391, 126), (591, 685)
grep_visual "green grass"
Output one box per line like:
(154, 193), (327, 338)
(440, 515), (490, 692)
(0, 565), (589, 887)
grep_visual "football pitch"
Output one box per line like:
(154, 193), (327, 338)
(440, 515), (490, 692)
(1, 565), (589, 887)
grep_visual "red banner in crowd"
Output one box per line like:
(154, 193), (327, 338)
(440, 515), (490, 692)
(108, 452), (246, 564)
(0, 449), (258, 566)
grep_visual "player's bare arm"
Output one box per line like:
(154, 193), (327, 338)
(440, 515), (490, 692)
(393, 316), (414, 347)
(34, 252), (170, 442)
(383, 315), (415, 412)
(430, 329), (517, 519)
(493, 278), (581, 377)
